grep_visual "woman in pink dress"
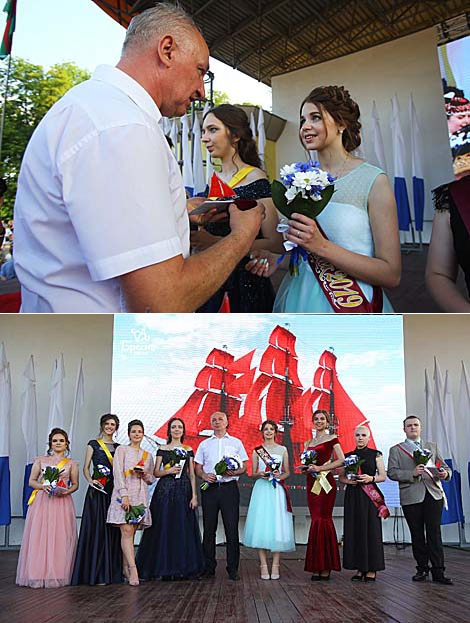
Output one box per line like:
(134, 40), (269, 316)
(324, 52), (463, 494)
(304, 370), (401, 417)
(107, 419), (155, 587)
(303, 409), (345, 581)
(16, 428), (79, 588)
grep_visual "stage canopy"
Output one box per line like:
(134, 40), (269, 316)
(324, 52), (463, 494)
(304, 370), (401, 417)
(92, 0), (470, 85)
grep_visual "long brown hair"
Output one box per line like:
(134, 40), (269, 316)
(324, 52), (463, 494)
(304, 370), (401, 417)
(301, 85), (362, 152)
(204, 104), (262, 170)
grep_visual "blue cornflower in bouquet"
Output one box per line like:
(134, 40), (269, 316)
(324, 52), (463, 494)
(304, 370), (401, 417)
(117, 498), (147, 523)
(200, 455), (241, 490)
(343, 454), (365, 480)
(271, 161), (336, 276)
(264, 456), (282, 488)
(298, 449), (318, 471)
(413, 447), (432, 466)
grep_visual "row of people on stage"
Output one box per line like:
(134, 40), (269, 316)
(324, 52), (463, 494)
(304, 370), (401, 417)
(15, 411), (453, 588)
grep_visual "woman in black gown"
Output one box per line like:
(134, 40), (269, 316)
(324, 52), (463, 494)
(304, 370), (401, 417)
(191, 104), (281, 312)
(71, 413), (122, 585)
(339, 425), (387, 582)
(136, 417), (204, 580)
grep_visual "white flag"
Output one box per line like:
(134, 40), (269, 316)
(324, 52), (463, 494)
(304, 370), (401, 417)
(250, 111), (257, 141)
(203, 101), (214, 185)
(391, 94), (411, 231)
(21, 355), (38, 464)
(371, 101), (387, 172)
(409, 93), (425, 231)
(192, 115), (206, 195)
(424, 367), (433, 438)
(47, 354), (65, 435)
(257, 108), (266, 169)
(458, 361), (470, 507)
(161, 116), (171, 137)
(69, 359), (84, 448)
(0, 342), (11, 457)
(181, 114), (194, 194)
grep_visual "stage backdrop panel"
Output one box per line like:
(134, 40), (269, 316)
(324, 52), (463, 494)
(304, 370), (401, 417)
(111, 314), (405, 508)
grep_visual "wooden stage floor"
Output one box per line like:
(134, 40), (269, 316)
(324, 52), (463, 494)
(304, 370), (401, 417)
(1, 545), (468, 623)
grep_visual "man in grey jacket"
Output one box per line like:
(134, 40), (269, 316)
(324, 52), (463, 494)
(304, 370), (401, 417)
(387, 415), (453, 584)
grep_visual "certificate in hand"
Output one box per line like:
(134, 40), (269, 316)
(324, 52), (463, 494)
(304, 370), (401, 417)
(189, 198), (257, 216)
(426, 466), (444, 478)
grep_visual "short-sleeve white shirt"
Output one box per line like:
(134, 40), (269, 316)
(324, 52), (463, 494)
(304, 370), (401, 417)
(194, 433), (248, 483)
(14, 65), (189, 312)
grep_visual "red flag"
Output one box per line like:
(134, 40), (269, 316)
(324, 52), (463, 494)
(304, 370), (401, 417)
(208, 172), (236, 198)
(218, 292), (230, 313)
(0, 0), (16, 60)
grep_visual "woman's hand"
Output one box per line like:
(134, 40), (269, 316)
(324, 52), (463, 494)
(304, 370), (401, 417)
(121, 496), (130, 511)
(308, 464), (322, 473)
(166, 465), (183, 476)
(42, 484), (52, 494)
(190, 495), (198, 510)
(357, 474), (373, 484)
(245, 249), (279, 278)
(286, 213), (326, 255)
(190, 228), (221, 251)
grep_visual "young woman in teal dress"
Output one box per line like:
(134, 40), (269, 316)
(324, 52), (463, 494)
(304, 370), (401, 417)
(304, 409), (345, 581)
(243, 420), (295, 580)
(247, 85), (401, 313)
(192, 104), (281, 312)
(71, 413), (122, 585)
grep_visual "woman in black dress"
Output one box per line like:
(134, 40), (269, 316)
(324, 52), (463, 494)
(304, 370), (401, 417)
(191, 104), (281, 312)
(339, 425), (386, 582)
(71, 413), (122, 585)
(136, 417), (204, 580)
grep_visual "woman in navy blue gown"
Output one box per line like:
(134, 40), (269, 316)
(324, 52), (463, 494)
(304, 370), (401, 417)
(71, 414), (122, 585)
(136, 418), (204, 580)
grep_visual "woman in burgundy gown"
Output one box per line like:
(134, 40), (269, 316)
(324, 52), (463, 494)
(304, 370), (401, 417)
(304, 409), (345, 580)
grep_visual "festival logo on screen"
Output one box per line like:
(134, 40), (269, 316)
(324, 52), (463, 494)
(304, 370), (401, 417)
(153, 325), (374, 503)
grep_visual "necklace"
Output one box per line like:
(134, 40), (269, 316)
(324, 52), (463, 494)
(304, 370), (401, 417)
(332, 154), (349, 179)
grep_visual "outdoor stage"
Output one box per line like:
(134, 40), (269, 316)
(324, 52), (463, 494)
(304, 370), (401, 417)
(1, 545), (468, 623)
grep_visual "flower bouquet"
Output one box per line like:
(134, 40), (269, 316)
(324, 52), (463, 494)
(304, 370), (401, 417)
(271, 161), (336, 276)
(413, 447), (432, 466)
(343, 454), (365, 480)
(297, 449), (318, 472)
(200, 455), (241, 490)
(90, 464), (111, 495)
(42, 465), (68, 497)
(264, 456), (282, 488)
(117, 499), (147, 524)
(164, 447), (188, 480)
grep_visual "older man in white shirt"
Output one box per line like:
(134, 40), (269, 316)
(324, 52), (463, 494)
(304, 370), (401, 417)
(195, 411), (248, 581)
(13, 3), (264, 312)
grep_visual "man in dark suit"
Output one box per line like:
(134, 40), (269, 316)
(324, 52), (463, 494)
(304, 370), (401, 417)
(387, 415), (453, 584)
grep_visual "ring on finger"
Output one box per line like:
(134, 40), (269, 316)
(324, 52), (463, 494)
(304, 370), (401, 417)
(297, 230), (301, 237)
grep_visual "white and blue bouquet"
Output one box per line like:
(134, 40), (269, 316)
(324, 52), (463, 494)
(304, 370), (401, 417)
(413, 447), (432, 466)
(271, 161), (336, 276)
(297, 448), (318, 471)
(200, 455), (241, 490)
(343, 454), (365, 479)
(117, 499), (147, 524)
(264, 456), (282, 488)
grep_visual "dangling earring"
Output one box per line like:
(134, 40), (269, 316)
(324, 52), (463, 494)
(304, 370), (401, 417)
(338, 129), (344, 135)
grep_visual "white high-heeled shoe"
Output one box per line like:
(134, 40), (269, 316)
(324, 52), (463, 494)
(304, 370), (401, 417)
(271, 564), (280, 580)
(260, 564), (270, 580)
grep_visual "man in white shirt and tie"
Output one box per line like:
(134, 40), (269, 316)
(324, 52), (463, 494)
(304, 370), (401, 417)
(387, 415), (452, 584)
(195, 411), (248, 581)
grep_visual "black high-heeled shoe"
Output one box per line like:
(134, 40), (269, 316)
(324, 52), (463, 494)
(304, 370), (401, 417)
(364, 573), (376, 583)
(311, 573), (322, 581)
(319, 571), (331, 581)
(351, 572), (364, 582)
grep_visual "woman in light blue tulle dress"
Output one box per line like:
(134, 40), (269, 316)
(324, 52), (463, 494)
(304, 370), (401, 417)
(243, 420), (295, 580)
(248, 85), (401, 313)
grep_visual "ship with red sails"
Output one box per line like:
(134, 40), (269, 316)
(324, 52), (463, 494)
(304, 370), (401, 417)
(154, 324), (375, 505)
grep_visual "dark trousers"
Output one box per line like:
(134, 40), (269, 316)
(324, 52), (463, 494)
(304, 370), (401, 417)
(402, 491), (445, 577)
(201, 481), (240, 575)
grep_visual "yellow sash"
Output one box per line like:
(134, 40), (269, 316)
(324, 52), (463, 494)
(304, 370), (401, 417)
(124, 450), (148, 477)
(28, 457), (70, 505)
(228, 166), (254, 188)
(311, 470), (333, 495)
(96, 438), (114, 465)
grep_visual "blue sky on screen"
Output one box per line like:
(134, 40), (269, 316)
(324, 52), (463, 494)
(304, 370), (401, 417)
(111, 314), (406, 465)
(7, 0), (272, 109)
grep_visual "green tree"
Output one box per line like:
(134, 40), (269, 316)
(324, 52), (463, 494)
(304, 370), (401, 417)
(0, 58), (90, 219)
(212, 90), (230, 106)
